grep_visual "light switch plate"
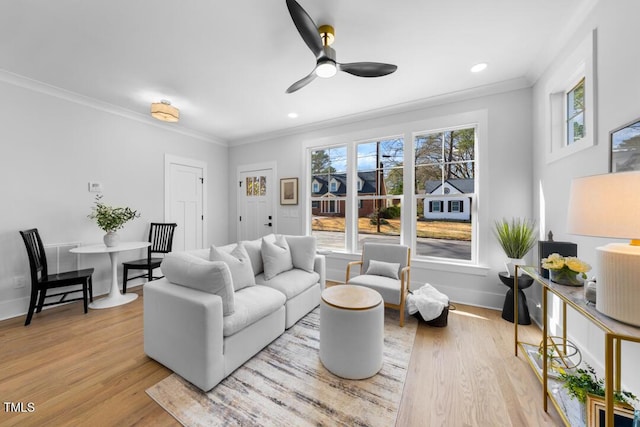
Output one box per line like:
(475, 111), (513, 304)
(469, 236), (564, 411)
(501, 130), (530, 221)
(88, 182), (103, 193)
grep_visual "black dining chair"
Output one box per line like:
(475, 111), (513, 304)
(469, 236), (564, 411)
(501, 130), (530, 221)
(122, 223), (177, 293)
(19, 228), (94, 326)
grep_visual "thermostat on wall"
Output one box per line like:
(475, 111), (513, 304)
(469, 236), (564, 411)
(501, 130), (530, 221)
(88, 182), (103, 193)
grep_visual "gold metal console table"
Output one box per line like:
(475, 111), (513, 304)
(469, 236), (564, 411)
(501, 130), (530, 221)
(514, 265), (640, 426)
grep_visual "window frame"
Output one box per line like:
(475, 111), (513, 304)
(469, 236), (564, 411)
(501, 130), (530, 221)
(304, 110), (485, 267)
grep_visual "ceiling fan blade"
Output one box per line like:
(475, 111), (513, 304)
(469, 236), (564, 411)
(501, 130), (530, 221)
(286, 70), (317, 93)
(286, 0), (323, 58)
(338, 62), (398, 78)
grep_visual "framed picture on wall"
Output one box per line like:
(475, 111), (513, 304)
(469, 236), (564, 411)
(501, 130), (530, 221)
(280, 178), (298, 205)
(610, 117), (640, 172)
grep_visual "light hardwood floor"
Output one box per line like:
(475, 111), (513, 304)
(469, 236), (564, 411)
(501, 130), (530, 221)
(0, 287), (562, 426)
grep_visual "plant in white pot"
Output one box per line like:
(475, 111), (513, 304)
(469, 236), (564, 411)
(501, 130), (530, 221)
(88, 195), (140, 247)
(494, 217), (537, 277)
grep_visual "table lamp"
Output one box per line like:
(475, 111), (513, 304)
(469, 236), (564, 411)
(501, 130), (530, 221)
(566, 171), (640, 326)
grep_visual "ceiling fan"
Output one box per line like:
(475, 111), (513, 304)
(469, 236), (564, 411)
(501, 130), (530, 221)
(285, 0), (398, 94)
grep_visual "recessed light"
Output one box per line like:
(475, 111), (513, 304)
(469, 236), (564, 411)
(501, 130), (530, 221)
(288, 112), (298, 119)
(470, 63), (488, 73)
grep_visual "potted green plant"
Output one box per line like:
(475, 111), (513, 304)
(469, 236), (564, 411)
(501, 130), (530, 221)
(494, 217), (537, 277)
(88, 195), (140, 247)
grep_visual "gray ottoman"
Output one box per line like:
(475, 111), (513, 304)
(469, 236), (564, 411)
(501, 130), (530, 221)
(319, 285), (384, 379)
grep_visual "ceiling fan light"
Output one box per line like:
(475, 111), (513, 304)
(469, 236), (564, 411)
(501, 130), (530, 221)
(316, 61), (337, 78)
(151, 100), (179, 122)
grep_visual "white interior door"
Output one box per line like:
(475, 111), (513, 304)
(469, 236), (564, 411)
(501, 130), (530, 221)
(238, 168), (274, 241)
(166, 157), (205, 251)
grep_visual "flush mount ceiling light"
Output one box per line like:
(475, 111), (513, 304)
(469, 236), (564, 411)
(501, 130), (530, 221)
(470, 63), (488, 73)
(151, 100), (179, 122)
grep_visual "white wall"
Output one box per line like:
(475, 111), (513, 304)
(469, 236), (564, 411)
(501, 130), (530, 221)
(0, 79), (229, 320)
(531, 0), (640, 395)
(229, 86), (534, 310)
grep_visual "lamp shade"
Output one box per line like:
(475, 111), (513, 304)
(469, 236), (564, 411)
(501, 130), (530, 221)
(151, 100), (179, 123)
(567, 171), (640, 326)
(567, 171), (640, 241)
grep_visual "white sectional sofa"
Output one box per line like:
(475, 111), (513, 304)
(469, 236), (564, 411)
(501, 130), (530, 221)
(143, 234), (325, 392)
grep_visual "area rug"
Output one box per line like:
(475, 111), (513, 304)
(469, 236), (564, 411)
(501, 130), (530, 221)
(146, 308), (417, 427)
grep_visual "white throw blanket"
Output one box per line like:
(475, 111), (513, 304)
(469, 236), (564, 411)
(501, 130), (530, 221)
(406, 283), (449, 321)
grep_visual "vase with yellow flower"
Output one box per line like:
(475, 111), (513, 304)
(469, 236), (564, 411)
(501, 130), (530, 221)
(541, 253), (591, 286)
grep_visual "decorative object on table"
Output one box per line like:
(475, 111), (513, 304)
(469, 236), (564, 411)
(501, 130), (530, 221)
(150, 99), (179, 122)
(538, 234), (577, 279)
(541, 253), (591, 286)
(560, 363), (637, 427)
(587, 394), (636, 427)
(494, 217), (537, 277)
(537, 336), (581, 376)
(88, 194), (140, 247)
(584, 278), (597, 304)
(280, 177), (298, 205)
(610, 117), (640, 172)
(560, 363), (637, 406)
(498, 272), (534, 324)
(567, 171), (640, 326)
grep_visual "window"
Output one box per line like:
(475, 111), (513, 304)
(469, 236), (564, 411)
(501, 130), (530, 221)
(356, 138), (404, 249)
(307, 115), (480, 263)
(310, 146), (347, 250)
(415, 126), (475, 260)
(566, 78), (585, 144)
(312, 181), (320, 193)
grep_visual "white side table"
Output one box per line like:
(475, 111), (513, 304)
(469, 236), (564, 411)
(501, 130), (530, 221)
(70, 241), (150, 309)
(319, 284), (384, 379)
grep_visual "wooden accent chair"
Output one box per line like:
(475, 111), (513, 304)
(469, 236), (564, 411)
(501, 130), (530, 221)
(19, 228), (94, 326)
(122, 223), (177, 293)
(345, 242), (411, 326)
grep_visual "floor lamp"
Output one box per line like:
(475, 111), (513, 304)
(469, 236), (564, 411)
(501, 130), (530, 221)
(567, 171), (640, 326)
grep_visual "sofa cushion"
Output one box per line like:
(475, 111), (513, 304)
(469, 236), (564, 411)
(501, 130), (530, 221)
(240, 234), (275, 276)
(255, 269), (320, 300)
(284, 235), (316, 273)
(210, 243), (256, 291)
(261, 235), (293, 280)
(222, 285), (286, 337)
(161, 252), (235, 315)
(366, 259), (400, 280)
(347, 274), (401, 305)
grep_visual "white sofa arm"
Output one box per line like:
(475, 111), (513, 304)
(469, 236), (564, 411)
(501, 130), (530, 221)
(314, 254), (326, 289)
(144, 278), (225, 392)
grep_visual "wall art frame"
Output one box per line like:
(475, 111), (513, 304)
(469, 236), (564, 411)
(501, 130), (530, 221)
(280, 178), (298, 205)
(610, 117), (640, 172)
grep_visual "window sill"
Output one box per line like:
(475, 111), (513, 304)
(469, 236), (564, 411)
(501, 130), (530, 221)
(319, 250), (490, 276)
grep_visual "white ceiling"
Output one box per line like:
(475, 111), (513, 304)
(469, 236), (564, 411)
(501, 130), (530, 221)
(0, 0), (594, 145)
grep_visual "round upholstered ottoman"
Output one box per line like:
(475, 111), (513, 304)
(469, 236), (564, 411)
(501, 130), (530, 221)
(319, 285), (384, 379)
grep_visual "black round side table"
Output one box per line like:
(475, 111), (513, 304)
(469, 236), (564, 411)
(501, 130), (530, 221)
(498, 272), (534, 325)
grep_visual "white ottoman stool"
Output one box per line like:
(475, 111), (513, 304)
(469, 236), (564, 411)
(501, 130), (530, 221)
(319, 285), (384, 379)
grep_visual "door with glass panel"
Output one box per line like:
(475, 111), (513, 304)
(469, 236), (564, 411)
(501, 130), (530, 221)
(238, 169), (274, 241)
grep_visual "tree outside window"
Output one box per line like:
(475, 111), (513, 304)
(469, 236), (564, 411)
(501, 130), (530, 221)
(567, 78), (585, 144)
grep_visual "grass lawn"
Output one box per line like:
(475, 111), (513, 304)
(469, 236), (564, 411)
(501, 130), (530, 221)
(312, 216), (471, 240)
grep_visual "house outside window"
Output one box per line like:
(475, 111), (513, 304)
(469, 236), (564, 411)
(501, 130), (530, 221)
(566, 78), (585, 144)
(330, 180), (338, 192)
(415, 126), (475, 260)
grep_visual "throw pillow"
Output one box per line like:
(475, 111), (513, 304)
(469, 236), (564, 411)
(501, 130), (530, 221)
(210, 243), (256, 291)
(366, 259), (400, 280)
(285, 235), (316, 273)
(261, 235), (293, 280)
(161, 252), (235, 316)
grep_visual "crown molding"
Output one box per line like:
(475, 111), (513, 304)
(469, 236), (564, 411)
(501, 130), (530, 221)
(229, 77), (532, 146)
(0, 68), (228, 147)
